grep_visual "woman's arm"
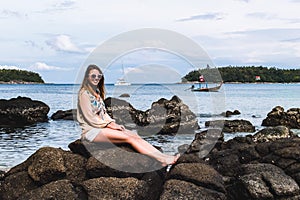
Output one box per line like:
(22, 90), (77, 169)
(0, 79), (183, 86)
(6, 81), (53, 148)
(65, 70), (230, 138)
(106, 121), (125, 131)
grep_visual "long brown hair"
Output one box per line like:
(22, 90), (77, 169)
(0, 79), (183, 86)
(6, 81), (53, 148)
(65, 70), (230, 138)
(80, 64), (105, 99)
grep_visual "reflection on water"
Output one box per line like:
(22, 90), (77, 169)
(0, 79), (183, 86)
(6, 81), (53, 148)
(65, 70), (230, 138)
(0, 120), (195, 170)
(0, 120), (80, 169)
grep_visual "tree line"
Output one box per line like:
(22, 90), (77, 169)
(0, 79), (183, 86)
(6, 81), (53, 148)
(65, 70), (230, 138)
(182, 66), (300, 83)
(0, 69), (44, 83)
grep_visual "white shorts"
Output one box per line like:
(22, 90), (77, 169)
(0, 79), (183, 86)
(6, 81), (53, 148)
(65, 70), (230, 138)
(83, 128), (102, 142)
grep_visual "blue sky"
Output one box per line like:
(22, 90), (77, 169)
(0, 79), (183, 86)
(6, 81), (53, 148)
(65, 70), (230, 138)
(0, 0), (300, 83)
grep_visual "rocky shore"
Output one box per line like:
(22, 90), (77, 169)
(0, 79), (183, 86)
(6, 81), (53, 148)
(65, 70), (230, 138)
(0, 96), (300, 199)
(1, 127), (299, 199)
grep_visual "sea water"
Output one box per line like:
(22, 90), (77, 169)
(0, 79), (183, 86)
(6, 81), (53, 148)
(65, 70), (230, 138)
(0, 83), (299, 169)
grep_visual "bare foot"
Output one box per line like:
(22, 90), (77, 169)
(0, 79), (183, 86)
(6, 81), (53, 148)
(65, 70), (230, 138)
(159, 154), (180, 166)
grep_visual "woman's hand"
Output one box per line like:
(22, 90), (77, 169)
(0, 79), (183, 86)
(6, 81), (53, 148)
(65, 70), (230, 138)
(106, 121), (125, 131)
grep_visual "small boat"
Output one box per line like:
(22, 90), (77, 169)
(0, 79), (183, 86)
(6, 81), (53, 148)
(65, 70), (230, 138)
(114, 61), (131, 86)
(190, 81), (223, 92)
(114, 78), (131, 86)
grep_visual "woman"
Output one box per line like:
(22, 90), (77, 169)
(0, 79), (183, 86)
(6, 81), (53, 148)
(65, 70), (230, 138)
(77, 64), (179, 166)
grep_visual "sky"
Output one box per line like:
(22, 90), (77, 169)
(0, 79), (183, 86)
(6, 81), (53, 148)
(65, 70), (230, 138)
(0, 0), (300, 83)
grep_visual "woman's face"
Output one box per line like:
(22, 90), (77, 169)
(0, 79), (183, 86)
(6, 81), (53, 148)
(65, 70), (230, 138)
(88, 69), (103, 87)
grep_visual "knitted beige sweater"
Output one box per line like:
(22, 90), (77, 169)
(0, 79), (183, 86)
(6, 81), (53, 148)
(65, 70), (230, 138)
(77, 89), (115, 135)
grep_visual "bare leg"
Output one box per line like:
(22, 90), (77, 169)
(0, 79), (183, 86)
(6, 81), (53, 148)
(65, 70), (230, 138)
(93, 128), (179, 166)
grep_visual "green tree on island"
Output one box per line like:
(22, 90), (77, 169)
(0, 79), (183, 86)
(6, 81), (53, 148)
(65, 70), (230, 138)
(182, 66), (300, 83)
(0, 69), (44, 83)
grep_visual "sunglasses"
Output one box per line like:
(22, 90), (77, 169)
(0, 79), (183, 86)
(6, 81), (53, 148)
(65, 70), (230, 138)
(89, 74), (103, 79)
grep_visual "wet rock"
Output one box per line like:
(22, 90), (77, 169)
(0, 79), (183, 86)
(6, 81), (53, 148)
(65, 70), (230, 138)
(21, 179), (78, 200)
(51, 109), (77, 120)
(0, 96), (49, 127)
(253, 125), (295, 142)
(119, 93), (130, 97)
(105, 95), (199, 135)
(262, 106), (300, 128)
(182, 129), (224, 160)
(2, 118), (300, 199)
(62, 151), (87, 183)
(160, 179), (226, 200)
(104, 97), (135, 125)
(68, 139), (163, 174)
(205, 135), (300, 199)
(27, 147), (67, 184)
(0, 146), (88, 200)
(0, 170), (5, 180)
(85, 152), (161, 179)
(1, 171), (38, 200)
(228, 163), (300, 199)
(205, 119), (255, 133)
(222, 109), (241, 117)
(82, 177), (150, 200)
(166, 163), (225, 194)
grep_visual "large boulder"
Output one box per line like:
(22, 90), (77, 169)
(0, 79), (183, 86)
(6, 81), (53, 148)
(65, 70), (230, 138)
(205, 119), (255, 133)
(20, 179), (79, 200)
(0, 141), (165, 200)
(262, 106), (300, 128)
(0, 147), (87, 200)
(228, 163), (300, 199)
(105, 95), (199, 135)
(0, 96), (49, 127)
(69, 139), (164, 177)
(50, 109), (76, 121)
(82, 177), (150, 200)
(206, 136), (300, 199)
(253, 125), (295, 142)
(160, 163), (226, 199)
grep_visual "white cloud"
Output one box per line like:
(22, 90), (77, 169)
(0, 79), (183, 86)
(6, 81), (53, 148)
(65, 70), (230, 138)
(1, 0), (300, 83)
(176, 13), (225, 22)
(0, 65), (22, 70)
(0, 9), (26, 19)
(29, 62), (71, 71)
(46, 34), (84, 53)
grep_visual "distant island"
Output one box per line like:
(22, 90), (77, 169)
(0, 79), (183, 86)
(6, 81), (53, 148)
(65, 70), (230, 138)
(0, 69), (44, 84)
(182, 66), (300, 83)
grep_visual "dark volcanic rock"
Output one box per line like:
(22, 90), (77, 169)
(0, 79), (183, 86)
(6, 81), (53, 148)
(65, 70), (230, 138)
(206, 136), (300, 199)
(27, 147), (67, 185)
(119, 93), (130, 97)
(105, 95), (199, 135)
(51, 109), (77, 121)
(166, 163), (225, 194)
(262, 106), (300, 128)
(228, 163), (300, 199)
(53, 95), (199, 135)
(69, 139), (164, 176)
(2, 116), (300, 199)
(1, 171), (38, 200)
(21, 179), (79, 200)
(82, 177), (150, 200)
(222, 109), (241, 117)
(160, 179), (226, 200)
(161, 163), (226, 199)
(205, 119), (255, 133)
(0, 96), (49, 127)
(253, 125), (294, 142)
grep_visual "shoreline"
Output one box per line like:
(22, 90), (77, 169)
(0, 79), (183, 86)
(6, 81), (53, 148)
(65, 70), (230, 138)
(0, 81), (44, 84)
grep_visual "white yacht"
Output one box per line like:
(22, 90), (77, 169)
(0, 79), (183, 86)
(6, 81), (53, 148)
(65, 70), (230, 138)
(114, 62), (131, 86)
(114, 78), (131, 86)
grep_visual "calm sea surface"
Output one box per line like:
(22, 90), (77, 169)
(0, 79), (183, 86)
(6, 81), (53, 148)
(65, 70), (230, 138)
(0, 83), (299, 170)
